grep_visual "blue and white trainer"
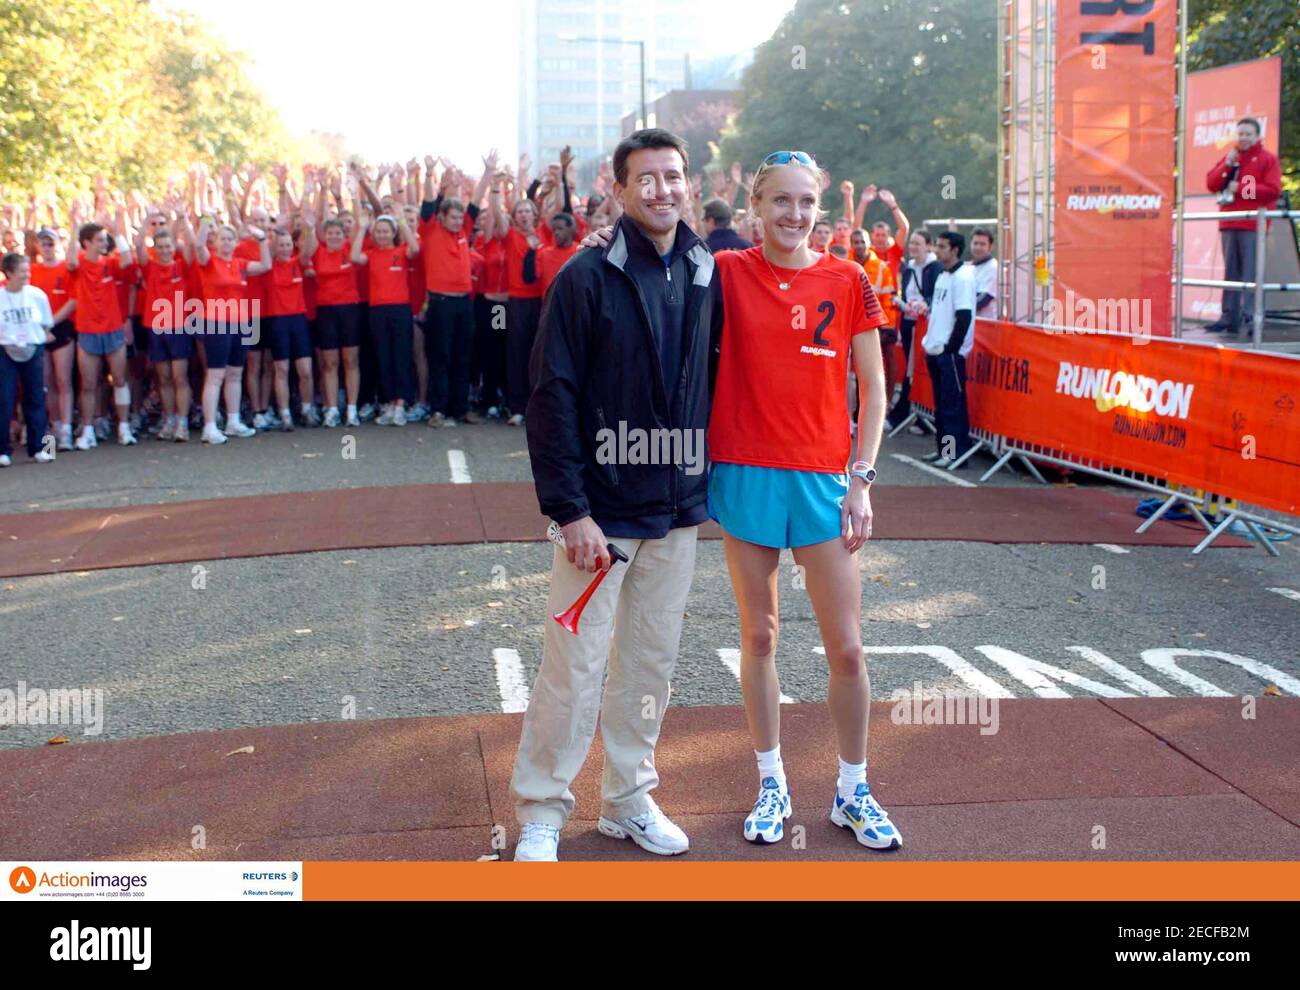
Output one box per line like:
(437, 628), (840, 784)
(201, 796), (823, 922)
(830, 782), (902, 850)
(744, 776), (793, 843)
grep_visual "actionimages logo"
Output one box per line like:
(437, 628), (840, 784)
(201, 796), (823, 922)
(10, 865), (36, 893)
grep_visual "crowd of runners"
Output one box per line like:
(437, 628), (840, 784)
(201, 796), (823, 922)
(0, 146), (950, 465)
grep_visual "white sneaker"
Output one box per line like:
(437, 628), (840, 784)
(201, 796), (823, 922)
(597, 797), (689, 856)
(358, 402), (376, 423)
(376, 409), (396, 426)
(323, 407), (341, 428)
(0, 454), (10, 467)
(34, 450), (55, 463)
(279, 411), (295, 432)
(56, 424), (73, 451)
(514, 822), (561, 862)
(117, 422), (138, 446)
(252, 410), (273, 430)
(345, 409), (361, 427)
(202, 424), (227, 445)
(174, 422), (190, 443)
(158, 419), (176, 441)
(75, 426), (97, 450)
(224, 417), (256, 438)
(744, 776), (793, 844)
(831, 783), (902, 850)
(302, 404), (323, 427)
(393, 406), (407, 426)
(507, 413), (524, 427)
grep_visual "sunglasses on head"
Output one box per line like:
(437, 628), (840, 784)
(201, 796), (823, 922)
(761, 150), (815, 167)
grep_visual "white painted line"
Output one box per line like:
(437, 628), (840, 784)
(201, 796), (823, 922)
(1093, 543), (1131, 554)
(492, 648), (530, 713)
(888, 453), (977, 488)
(1142, 648), (1300, 698)
(855, 645), (1014, 698)
(974, 645), (1131, 698)
(1266, 587), (1300, 603)
(717, 648), (796, 704)
(448, 449), (471, 484)
(1067, 646), (1172, 697)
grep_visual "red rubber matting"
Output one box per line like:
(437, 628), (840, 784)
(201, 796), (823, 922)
(0, 482), (1244, 578)
(2, 700), (1294, 861)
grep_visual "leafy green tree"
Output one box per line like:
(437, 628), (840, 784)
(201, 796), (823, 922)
(717, 0), (998, 228)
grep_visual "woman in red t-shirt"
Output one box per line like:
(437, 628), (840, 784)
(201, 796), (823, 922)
(305, 216), (361, 428)
(262, 228), (316, 430)
(135, 210), (193, 442)
(29, 229), (77, 449)
(181, 216), (271, 444)
(352, 209), (419, 424)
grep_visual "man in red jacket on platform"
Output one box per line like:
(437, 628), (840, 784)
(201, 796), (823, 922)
(1205, 117), (1282, 337)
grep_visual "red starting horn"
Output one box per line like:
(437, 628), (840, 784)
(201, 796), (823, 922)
(552, 543), (629, 635)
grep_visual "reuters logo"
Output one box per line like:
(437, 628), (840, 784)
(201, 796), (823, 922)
(10, 866), (36, 893)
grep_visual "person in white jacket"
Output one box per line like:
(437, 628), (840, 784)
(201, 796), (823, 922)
(0, 253), (57, 466)
(920, 231), (975, 468)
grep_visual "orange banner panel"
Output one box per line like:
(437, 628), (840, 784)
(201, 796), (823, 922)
(1054, 0), (1177, 336)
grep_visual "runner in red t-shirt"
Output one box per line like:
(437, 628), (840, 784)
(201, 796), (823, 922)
(135, 212), (193, 442)
(29, 228), (77, 449)
(180, 215), (271, 444)
(352, 208), (419, 424)
(262, 228), (317, 430)
(304, 213), (360, 429)
(536, 213), (579, 296)
(65, 220), (139, 448)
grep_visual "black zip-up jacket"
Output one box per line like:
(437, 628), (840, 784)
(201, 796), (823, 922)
(899, 258), (942, 313)
(526, 216), (723, 531)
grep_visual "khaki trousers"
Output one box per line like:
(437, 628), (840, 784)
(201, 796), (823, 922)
(510, 525), (698, 827)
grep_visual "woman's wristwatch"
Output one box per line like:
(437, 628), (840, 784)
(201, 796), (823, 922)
(850, 460), (877, 485)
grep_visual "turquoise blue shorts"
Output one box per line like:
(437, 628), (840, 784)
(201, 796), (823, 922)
(708, 462), (848, 549)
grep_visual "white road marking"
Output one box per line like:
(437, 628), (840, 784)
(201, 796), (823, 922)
(974, 645), (1132, 698)
(717, 648), (796, 704)
(857, 645), (1014, 698)
(1066, 646), (1172, 697)
(492, 647), (530, 713)
(1266, 587), (1300, 603)
(1093, 544), (1131, 554)
(888, 453), (977, 488)
(1141, 648), (1298, 698)
(448, 449), (471, 484)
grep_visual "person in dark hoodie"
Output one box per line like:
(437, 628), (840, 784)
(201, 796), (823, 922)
(511, 129), (724, 862)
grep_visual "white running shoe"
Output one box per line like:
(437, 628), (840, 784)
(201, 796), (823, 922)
(201, 424), (227, 445)
(597, 797), (689, 856)
(75, 426), (97, 450)
(0, 454), (10, 467)
(323, 407), (341, 428)
(302, 404), (323, 427)
(174, 422), (190, 443)
(393, 406), (407, 426)
(830, 783), (902, 851)
(506, 413), (524, 427)
(358, 402), (377, 423)
(279, 411), (295, 432)
(158, 419), (176, 441)
(252, 410), (273, 430)
(744, 776), (793, 844)
(514, 822), (561, 862)
(224, 417), (256, 438)
(117, 422), (138, 446)
(345, 409), (361, 427)
(34, 449), (55, 463)
(376, 408), (396, 426)
(56, 423), (73, 451)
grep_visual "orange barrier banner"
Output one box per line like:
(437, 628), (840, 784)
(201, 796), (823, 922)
(302, 860), (1300, 901)
(911, 320), (1300, 515)
(1054, 0), (1177, 336)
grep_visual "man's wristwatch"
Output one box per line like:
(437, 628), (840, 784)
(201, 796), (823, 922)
(850, 460), (877, 484)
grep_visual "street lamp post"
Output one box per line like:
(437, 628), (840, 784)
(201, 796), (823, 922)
(557, 34), (647, 129)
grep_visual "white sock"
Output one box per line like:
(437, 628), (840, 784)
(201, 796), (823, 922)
(279, 408), (291, 419)
(756, 746), (786, 789)
(837, 756), (867, 801)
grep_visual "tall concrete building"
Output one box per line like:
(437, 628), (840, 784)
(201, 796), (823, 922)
(518, 0), (709, 173)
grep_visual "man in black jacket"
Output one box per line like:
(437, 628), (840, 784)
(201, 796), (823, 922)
(510, 129), (724, 862)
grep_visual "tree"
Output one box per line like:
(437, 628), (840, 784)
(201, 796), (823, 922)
(717, 0), (998, 228)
